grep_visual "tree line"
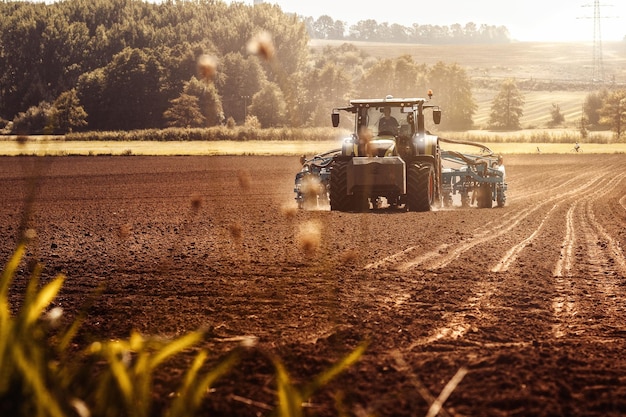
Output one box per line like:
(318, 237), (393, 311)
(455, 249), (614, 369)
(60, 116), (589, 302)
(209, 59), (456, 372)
(0, 0), (482, 133)
(303, 16), (512, 44)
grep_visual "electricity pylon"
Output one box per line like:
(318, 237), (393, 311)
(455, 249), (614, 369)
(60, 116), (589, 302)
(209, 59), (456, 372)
(580, 1), (614, 83)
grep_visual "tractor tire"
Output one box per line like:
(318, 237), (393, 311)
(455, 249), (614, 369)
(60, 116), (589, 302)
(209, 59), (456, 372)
(477, 183), (493, 208)
(496, 184), (506, 207)
(406, 163), (434, 212)
(329, 159), (353, 212)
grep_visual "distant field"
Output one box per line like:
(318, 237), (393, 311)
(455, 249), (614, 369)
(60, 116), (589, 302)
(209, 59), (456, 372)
(311, 39), (626, 129)
(310, 40), (626, 83)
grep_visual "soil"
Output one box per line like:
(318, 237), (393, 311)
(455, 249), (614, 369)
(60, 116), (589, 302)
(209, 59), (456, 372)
(2, 154), (626, 417)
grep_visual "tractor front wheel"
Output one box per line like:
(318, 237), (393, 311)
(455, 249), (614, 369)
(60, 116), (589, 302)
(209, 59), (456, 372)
(406, 163), (434, 212)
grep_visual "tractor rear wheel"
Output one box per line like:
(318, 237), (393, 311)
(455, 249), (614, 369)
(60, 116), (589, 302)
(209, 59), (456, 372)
(329, 159), (352, 211)
(477, 183), (493, 208)
(406, 163), (434, 212)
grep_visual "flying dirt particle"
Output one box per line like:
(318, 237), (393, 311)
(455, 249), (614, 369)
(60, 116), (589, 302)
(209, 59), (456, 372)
(197, 54), (218, 82)
(297, 220), (321, 256)
(358, 127), (375, 156)
(247, 31), (275, 61)
(340, 249), (360, 264)
(301, 175), (323, 208)
(237, 170), (251, 190)
(281, 202), (298, 219)
(24, 228), (37, 241)
(117, 224), (132, 240)
(229, 222), (243, 241)
(190, 193), (203, 213)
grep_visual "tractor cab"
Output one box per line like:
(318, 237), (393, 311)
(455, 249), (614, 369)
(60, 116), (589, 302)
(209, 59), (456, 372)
(332, 96), (440, 159)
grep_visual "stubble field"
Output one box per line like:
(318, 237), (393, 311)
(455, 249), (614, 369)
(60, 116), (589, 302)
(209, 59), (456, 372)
(2, 154), (626, 416)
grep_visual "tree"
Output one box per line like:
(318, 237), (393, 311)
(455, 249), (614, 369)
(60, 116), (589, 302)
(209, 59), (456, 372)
(11, 101), (53, 135)
(599, 89), (626, 140)
(548, 103), (565, 127)
(583, 89), (609, 128)
(301, 62), (352, 126)
(49, 89), (87, 133)
(248, 82), (286, 128)
(101, 47), (165, 130)
(488, 79), (524, 130)
(163, 93), (205, 128)
(76, 68), (106, 130)
(217, 52), (266, 124)
(428, 62), (476, 130)
(184, 77), (224, 127)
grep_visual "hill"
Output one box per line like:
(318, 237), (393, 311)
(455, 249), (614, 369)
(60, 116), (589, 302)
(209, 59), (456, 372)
(310, 40), (626, 129)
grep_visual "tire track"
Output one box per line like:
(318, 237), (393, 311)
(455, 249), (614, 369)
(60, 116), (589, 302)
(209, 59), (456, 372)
(406, 171), (608, 271)
(549, 172), (626, 339)
(402, 164), (622, 348)
(361, 159), (624, 350)
(406, 278), (497, 349)
(553, 202), (578, 277)
(366, 169), (612, 272)
(493, 171), (626, 274)
(553, 172), (626, 278)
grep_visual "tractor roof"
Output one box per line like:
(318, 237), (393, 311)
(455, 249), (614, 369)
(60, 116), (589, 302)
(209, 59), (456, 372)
(349, 97), (427, 107)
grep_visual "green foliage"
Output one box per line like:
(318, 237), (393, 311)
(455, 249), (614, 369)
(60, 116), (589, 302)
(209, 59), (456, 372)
(488, 79), (525, 130)
(583, 89), (609, 127)
(249, 82), (287, 128)
(599, 89), (626, 140)
(273, 342), (367, 417)
(65, 126), (340, 142)
(49, 89), (88, 134)
(163, 94), (206, 128)
(548, 103), (565, 127)
(428, 62), (476, 130)
(183, 78), (224, 127)
(11, 102), (54, 135)
(216, 52), (267, 125)
(0, 0), (310, 129)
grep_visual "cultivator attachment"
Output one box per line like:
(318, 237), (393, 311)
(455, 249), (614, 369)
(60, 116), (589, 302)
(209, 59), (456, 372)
(439, 138), (507, 208)
(294, 149), (340, 209)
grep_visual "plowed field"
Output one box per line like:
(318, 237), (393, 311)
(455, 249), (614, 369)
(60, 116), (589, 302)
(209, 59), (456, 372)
(2, 154), (626, 416)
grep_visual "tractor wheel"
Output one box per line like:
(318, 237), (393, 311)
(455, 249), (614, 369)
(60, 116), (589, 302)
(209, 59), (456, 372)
(477, 183), (493, 208)
(329, 159), (353, 211)
(496, 184), (506, 207)
(406, 163), (434, 212)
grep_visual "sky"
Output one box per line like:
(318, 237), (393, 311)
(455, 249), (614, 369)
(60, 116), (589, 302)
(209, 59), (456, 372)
(235, 0), (626, 42)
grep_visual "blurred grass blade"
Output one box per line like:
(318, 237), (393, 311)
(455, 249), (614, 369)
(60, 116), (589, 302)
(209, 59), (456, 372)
(274, 359), (303, 417)
(150, 331), (203, 369)
(24, 273), (65, 326)
(168, 349), (239, 417)
(106, 342), (134, 404)
(0, 244), (26, 306)
(303, 342), (367, 399)
(13, 343), (65, 417)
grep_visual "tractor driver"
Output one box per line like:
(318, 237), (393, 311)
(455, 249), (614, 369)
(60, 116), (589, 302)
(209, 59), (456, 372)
(378, 107), (399, 135)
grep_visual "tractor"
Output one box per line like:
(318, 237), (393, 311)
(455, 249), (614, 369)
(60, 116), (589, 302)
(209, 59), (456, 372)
(329, 93), (442, 211)
(294, 93), (507, 211)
